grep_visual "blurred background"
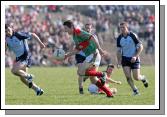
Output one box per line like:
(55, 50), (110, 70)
(5, 5), (155, 68)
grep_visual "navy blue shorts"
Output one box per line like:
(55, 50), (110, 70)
(75, 54), (86, 64)
(121, 56), (140, 69)
(16, 52), (32, 68)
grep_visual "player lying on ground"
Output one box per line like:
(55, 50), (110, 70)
(97, 64), (121, 95)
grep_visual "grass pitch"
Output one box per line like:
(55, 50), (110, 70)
(5, 66), (155, 105)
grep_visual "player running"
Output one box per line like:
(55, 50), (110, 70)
(5, 24), (45, 96)
(63, 20), (113, 97)
(116, 22), (148, 95)
(75, 23), (101, 94)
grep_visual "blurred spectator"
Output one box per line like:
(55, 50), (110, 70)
(145, 35), (155, 54)
(5, 5), (155, 67)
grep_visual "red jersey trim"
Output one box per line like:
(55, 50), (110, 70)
(73, 28), (81, 35)
(75, 35), (93, 50)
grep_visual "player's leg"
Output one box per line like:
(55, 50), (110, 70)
(79, 64), (112, 97)
(85, 68), (107, 86)
(88, 66), (113, 97)
(12, 59), (43, 96)
(90, 76), (113, 97)
(122, 66), (139, 95)
(84, 62), (99, 82)
(131, 60), (148, 88)
(77, 63), (85, 94)
(132, 69), (148, 88)
(82, 52), (103, 78)
(85, 52), (112, 97)
(75, 54), (87, 94)
(85, 66), (104, 78)
(89, 65), (104, 94)
(78, 76), (84, 94)
(11, 61), (33, 88)
(19, 68), (29, 87)
(23, 67), (44, 95)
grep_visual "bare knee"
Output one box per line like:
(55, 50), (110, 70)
(11, 68), (18, 75)
(126, 76), (132, 82)
(134, 77), (140, 81)
(133, 75), (140, 81)
(90, 76), (98, 84)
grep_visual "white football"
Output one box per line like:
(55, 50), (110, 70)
(88, 84), (98, 94)
(53, 48), (65, 60)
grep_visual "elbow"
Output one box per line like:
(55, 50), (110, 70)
(31, 33), (36, 37)
(137, 43), (143, 51)
(139, 44), (143, 51)
(141, 44), (143, 50)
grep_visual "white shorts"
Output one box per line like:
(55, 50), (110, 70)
(78, 50), (101, 76)
(85, 50), (101, 67)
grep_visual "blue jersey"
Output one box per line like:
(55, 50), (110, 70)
(6, 32), (32, 57)
(117, 32), (141, 57)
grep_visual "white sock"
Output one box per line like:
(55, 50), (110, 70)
(35, 87), (40, 92)
(139, 75), (145, 81)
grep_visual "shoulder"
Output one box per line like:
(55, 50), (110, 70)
(129, 32), (138, 39)
(129, 32), (140, 44)
(117, 34), (123, 39)
(116, 34), (123, 42)
(16, 31), (31, 36)
(14, 31), (32, 40)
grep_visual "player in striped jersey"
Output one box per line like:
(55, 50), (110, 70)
(75, 23), (101, 94)
(63, 20), (113, 97)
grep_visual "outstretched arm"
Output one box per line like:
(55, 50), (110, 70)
(31, 33), (46, 49)
(65, 49), (79, 59)
(90, 35), (105, 56)
(107, 78), (122, 84)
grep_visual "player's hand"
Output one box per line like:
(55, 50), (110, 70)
(64, 54), (68, 60)
(131, 56), (137, 63)
(116, 81), (122, 85)
(99, 48), (106, 56)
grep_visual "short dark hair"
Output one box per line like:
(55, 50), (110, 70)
(85, 23), (92, 27)
(107, 64), (115, 69)
(119, 21), (128, 27)
(5, 24), (11, 29)
(63, 20), (74, 28)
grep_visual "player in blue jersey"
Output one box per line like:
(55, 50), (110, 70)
(5, 24), (45, 96)
(116, 22), (148, 95)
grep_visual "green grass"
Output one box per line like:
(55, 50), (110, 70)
(5, 66), (155, 105)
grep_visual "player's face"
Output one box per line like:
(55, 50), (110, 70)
(120, 25), (128, 34)
(5, 27), (13, 37)
(64, 25), (73, 35)
(85, 25), (92, 33)
(106, 67), (113, 74)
